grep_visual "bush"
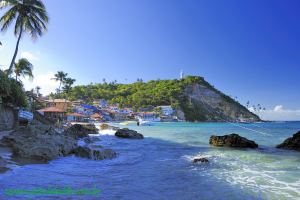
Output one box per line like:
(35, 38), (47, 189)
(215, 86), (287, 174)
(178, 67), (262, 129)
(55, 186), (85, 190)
(0, 70), (28, 108)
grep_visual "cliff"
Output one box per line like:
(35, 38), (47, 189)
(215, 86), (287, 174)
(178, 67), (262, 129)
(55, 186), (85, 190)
(178, 80), (260, 122)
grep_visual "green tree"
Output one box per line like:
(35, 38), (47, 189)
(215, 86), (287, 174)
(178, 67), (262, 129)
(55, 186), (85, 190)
(13, 58), (33, 81)
(0, 0), (49, 76)
(52, 71), (68, 93)
(62, 77), (76, 94)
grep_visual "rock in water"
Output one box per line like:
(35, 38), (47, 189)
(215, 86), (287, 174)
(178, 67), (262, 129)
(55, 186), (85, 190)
(193, 157), (209, 163)
(115, 128), (144, 139)
(0, 156), (9, 173)
(64, 124), (98, 139)
(276, 131), (300, 151)
(73, 146), (117, 160)
(209, 134), (258, 148)
(1, 125), (77, 161)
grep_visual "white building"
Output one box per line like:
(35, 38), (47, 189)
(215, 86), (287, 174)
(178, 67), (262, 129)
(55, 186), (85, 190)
(158, 106), (174, 116)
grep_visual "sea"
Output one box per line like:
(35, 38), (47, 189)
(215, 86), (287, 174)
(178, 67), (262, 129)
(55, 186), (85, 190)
(0, 121), (300, 200)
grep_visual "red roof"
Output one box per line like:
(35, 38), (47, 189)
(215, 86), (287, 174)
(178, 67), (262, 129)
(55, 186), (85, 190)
(67, 113), (84, 117)
(38, 107), (66, 113)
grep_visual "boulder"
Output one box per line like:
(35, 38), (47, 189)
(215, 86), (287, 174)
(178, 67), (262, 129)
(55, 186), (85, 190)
(0, 156), (9, 173)
(73, 146), (117, 160)
(0, 124), (77, 161)
(276, 131), (300, 151)
(193, 157), (209, 163)
(115, 128), (144, 139)
(100, 123), (119, 131)
(209, 134), (258, 148)
(64, 124), (98, 139)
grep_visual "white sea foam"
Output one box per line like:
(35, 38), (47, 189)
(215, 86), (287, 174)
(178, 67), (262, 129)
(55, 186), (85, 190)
(189, 150), (300, 199)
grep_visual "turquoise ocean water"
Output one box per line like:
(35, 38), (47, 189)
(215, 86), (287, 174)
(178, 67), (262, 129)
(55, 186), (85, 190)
(0, 122), (300, 200)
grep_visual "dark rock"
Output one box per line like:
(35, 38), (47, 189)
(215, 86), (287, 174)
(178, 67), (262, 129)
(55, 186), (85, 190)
(73, 146), (117, 160)
(115, 128), (144, 139)
(0, 167), (9, 173)
(209, 133), (258, 148)
(0, 107), (16, 131)
(64, 124), (98, 139)
(193, 157), (209, 163)
(0, 156), (9, 173)
(83, 136), (101, 144)
(276, 131), (300, 151)
(0, 125), (77, 161)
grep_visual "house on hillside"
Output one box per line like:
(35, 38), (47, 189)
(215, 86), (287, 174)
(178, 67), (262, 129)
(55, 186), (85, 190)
(72, 100), (84, 107)
(37, 107), (66, 122)
(46, 99), (71, 111)
(157, 106), (174, 116)
(99, 99), (109, 108)
(90, 113), (103, 122)
(66, 113), (84, 122)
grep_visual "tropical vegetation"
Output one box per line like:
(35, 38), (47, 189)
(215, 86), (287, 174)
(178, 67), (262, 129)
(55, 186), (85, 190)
(54, 76), (215, 110)
(0, 0), (48, 75)
(13, 58), (33, 81)
(0, 70), (27, 107)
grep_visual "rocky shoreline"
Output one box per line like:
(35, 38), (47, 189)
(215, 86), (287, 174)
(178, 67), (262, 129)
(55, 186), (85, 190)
(1, 121), (299, 172)
(0, 123), (118, 173)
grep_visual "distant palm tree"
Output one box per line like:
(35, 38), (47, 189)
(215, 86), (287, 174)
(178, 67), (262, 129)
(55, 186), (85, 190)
(62, 77), (76, 93)
(52, 71), (68, 93)
(14, 58), (33, 81)
(0, 0), (49, 75)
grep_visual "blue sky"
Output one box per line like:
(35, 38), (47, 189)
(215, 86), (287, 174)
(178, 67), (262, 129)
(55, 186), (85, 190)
(0, 0), (300, 120)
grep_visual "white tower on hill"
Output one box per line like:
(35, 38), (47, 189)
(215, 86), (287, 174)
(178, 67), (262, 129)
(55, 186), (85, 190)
(180, 69), (184, 79)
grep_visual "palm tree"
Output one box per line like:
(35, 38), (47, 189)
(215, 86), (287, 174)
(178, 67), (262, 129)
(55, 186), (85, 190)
(14, 58), (33, 81)
(62, 77), (76, 94)
(52, 71), (68, 93)
(0, 0), (49, 75)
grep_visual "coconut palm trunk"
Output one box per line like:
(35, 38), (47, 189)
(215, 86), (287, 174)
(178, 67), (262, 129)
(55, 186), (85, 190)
(8, 28), (23, 76)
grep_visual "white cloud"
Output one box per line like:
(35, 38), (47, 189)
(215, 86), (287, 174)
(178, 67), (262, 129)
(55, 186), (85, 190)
(274, 105), (283, 112)
(252, 105), (300, 121)
(20, 51), (39, 61)
(22, 71), (59, 95)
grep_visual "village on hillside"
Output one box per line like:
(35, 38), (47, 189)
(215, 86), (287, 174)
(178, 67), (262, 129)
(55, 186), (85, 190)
(32, 97), (178, 125)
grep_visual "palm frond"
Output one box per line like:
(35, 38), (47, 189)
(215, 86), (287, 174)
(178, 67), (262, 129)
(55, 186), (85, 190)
(0, 6), (18, 32)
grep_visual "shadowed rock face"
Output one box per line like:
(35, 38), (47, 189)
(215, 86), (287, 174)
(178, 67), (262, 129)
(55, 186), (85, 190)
(0, 124), (117, 170)
(64, 124), (98, 139)
(0, 125), (77, 161)
(73, 146), (117, 160)
(209, 134), (258, 148)
(0, 156), (9, 173)
(276, 131), (300, 151)
(115, 128), (144, 139)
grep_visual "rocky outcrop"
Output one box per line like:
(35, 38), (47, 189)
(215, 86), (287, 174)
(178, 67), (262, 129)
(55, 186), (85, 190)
(115, 128), (144, 139)
(0, 106), (17, 131)
(73, 146), (117, 160)
(64, 124), (98, 139)
(182, 81), (260, 122)
(0, 156), (9, 173)
(209, 134), (258, 148)
(193, 157), (209, 163)
(276, 131), (300, 151)
(1, 125), (77, 161)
